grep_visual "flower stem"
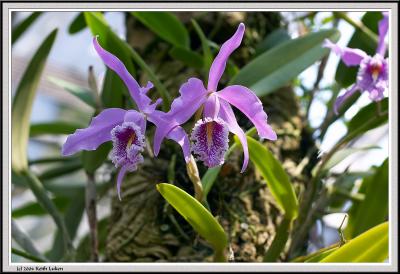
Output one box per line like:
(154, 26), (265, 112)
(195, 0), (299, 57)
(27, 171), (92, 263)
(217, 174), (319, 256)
(85, 172), (99, 262)
(334, 12), (378, 43)
(263, 217), (292, 262)
(186, 155), (203, 202)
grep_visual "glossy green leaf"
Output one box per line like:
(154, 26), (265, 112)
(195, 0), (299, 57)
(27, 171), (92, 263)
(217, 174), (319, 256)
(12, 197), (69, 218)
(156, 183), (227, 259)
(12, 29), (58, 173)
(30, 121), (84, 137)
(321, 222), (388, 262)
(48, 76), (96, 108)
(169, 46), (204, 69)
(230, 29), (340, 97)
(254, 28), (291, 56)
(131, 12), (189, 48)
(346, 97), (388, 135)
(242, 136), (299, 220)
(12, 12), (43, 44)
(68, 12), (87, 34)
(335, 12), (383, 86)
(346, 159), (388, 238)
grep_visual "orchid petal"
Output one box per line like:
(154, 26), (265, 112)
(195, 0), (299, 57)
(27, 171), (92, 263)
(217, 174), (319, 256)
(323, 39), (368, 66)
(116, 165), (128, 201)
(93, 36), (149, 112)
(203, 93), (220, 119)
(62, 108), (126, 156)
(149, 78), (208, 156)
(166, 126), (191, 163)
(218, 99), (249, 172)
(334, 84), (359, 115)
(377, 12), (389, 56)
(217, 85), (277, 141)
(207, 23), (245, 92)
(124, 110), (146, 133)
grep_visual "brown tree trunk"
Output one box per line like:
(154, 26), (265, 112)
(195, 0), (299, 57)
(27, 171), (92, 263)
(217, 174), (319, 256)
(105, 11), (315, 262)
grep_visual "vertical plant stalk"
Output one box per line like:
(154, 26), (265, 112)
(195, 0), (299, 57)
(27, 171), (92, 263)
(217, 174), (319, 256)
(85, 172), (99, 262)
(186, 155), (203, 202)
(213, 248), (227, 262)
(263, 217), (292, 262)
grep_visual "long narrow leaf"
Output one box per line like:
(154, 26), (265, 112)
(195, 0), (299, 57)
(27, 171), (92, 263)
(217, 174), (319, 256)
(156, 183), (227, 261)
(242, 136), (299, 220)
(12, 12), (43, 44)
(12, 29), (58, 173)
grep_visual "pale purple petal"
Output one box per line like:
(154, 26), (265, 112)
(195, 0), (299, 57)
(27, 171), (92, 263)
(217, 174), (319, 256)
(124, 110), (146, 133)
(62, 108), (126, 156)
(166, 126), (191, 163)
(149, 78), (208, 156)
(334, 84), (359, 115)
(207, 23), (245, 92)
(217, 85), (277, 141)
(203, 93), (220, 119)
(376, 12), (389, 56)
(218, 100), (249, 172)
(93, 36), (148, 112)
(323, 39), (368, 66)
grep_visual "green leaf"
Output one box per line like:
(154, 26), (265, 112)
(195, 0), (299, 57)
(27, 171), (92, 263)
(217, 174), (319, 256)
(335, 12), (383, 86)
(242, 136), (299, 220)
(82, 142), (112, 174)
(346, 97), (388, 135)
(345, 159), (388, 238)
(30, 121), (84, 137)
(12, 12), (43, 44)
(38, 161), (82, 181)
(321, 222), (388, 262)
(156, 183), (227, 260)
(254, 28), (291, 56)
(48, 76), (96, 109)
(169, 46), (204, 69)
(131, 12), (189, 48)
(12, 197), (69, 218)
(191, 19), (213, 71)
(12, 29), (58, 173)
(321, 146), (380, 174)
(11, 248), (47, 263)
(68, 12), (87, 34)
(230, 29), (340, 97)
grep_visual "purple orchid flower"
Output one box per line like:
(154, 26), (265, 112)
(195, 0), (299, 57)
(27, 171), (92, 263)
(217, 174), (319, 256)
(62, 36), (189, 200)
(152, 23), (277, 172)
(323, 12), (389, 114)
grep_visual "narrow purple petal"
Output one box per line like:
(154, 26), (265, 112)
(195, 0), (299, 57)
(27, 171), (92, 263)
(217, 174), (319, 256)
(207, 23), (245, 92)
(323, 39), (368, 66)
(218, 100), (249, 172)
(376, 12), (389, 56)
(203, 93), (220, 119)
(62, 108), (126, 156)
(166, 126), (191, 163)
(93, 36), (151, 112)
(116, 165), (128, 201)
(334, 84), (359, 115)
(217, 85), (277, 141)
(148, 78), (208, 156)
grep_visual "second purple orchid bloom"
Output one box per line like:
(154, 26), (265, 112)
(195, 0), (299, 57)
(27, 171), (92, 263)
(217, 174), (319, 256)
(62, 23), (277, 199)
(324, 12), (389, 114)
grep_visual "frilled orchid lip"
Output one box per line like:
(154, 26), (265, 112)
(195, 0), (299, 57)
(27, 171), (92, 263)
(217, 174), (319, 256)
(190, 117), (229, 168)
(356, 54), (388, 99)
(110, 122), (145, 170)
